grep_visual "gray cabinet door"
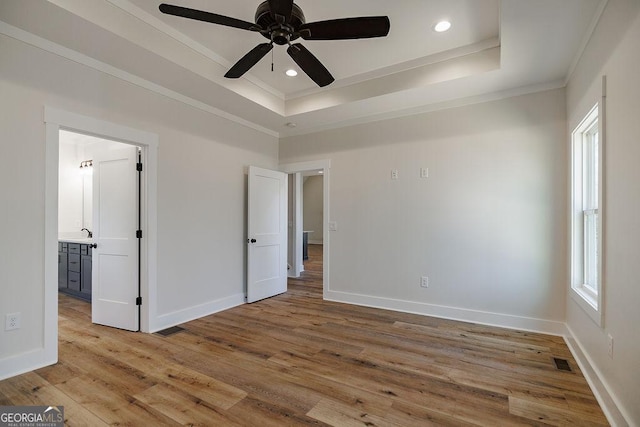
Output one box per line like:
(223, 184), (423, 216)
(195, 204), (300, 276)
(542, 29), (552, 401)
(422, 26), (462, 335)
(81, 255), (92, 295)
(58, 252), (68, 289)
(68, 254), (81, 273)
(58, 241), (92, 301)
(68, 271), (81, 291)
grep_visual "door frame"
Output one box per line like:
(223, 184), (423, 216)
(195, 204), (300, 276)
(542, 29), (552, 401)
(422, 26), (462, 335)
(44, 107), (158, 342)
(279, 160), (331, 297)
(288, 172), (303, 278)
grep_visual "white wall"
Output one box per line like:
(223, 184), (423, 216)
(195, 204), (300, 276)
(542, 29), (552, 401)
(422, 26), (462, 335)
(303, 176), (323, 244)
(565, 0), (640, 423)
(281, 88), (568, 332)
(58, 133), (100, 239)
(0, 33), (278, 374)
(58, 140), (84, 235)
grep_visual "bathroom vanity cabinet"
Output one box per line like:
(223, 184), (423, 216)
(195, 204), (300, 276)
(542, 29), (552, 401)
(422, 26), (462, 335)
(58, 241), (92, 301)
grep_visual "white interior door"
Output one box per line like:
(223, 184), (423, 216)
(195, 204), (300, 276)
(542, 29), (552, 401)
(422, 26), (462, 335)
(92, 142), (139, 331)
(247, 166), (288, 303)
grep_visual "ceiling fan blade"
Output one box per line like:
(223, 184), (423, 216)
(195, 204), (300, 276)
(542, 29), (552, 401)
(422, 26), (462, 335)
(225, 43), (273, 79)
(159, 4), (261, 32)
(287, 43), (334, 87)
(299, 16), (390, 40)
(268, 0), (294, 23)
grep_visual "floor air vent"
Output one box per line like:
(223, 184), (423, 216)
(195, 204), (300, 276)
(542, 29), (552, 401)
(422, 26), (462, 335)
(156, 326), (185, 337)
(553, 357), (572, 372)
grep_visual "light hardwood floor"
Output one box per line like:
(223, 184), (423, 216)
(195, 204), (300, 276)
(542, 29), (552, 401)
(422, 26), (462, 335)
(0, 245), (608, 425)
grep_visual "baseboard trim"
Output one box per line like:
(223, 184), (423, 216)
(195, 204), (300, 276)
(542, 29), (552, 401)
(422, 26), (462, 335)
(151, 293), (245, 333)
(325, 290), (568, 336)
(0, 348), (57, 381)
(564, 326), (631, 427)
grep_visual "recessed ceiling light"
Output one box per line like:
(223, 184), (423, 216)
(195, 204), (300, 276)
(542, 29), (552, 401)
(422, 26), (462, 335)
(285, 69), (298, 77)
(434, 21), (451, 32)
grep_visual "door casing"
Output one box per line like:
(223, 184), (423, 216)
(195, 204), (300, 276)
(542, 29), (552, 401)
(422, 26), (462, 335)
(280, 160), (331, 298)
(44, 107), (158, 342)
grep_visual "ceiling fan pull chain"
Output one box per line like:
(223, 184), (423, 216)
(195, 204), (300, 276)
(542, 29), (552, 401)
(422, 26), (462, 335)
(271, 48), (274, 72)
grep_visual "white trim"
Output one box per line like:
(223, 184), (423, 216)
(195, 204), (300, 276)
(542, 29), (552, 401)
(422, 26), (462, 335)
(570, 101), (604, 327)
(280, 160), (332, 174)
(152, 293), (245, 333)
(0, 349), (57, 382)
(287, 173), (303, 278)
(44, 121), (60, 361)
(564, 326), (631, 426)
(0, 20), (278, 138)
(44, 106), (159, 333)
(325, 290), (568, 336)
(279, 160), (331, 298)
(44, 108), (158, 147)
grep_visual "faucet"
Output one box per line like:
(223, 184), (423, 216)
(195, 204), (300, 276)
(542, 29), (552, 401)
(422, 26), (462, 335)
(81, 228), (93, 238)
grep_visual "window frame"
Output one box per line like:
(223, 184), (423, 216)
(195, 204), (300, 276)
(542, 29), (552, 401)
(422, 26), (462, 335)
(570, 103), (604, 326)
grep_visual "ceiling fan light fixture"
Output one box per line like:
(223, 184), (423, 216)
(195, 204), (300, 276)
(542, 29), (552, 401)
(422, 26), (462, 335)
(434, 21), (451, 32)
(285, 69), (298, 77)
(159, 1), (390, 87)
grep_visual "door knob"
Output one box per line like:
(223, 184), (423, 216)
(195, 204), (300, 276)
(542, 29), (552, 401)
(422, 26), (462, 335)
(248, 238), (257, 243)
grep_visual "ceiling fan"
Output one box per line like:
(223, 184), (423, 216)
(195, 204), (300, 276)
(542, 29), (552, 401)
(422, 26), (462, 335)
(159, 1), (391, 87)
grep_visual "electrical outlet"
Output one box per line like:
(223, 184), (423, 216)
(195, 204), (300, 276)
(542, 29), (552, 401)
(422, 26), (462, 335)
(420, 167), (429, 178)
(607, 334), (614, 358)
(420, 276), (429, 288)
(5, 313), (21, 331)
(391, 169), (398, 180)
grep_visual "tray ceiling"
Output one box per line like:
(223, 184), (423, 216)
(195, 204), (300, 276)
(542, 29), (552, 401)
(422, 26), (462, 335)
(0, 0), (605, 136)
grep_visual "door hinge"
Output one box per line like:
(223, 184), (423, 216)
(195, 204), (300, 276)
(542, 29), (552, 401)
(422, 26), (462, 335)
(136, 230), (142, 239)
(136, 162), (143, 172)
(136, 296), (142, 306)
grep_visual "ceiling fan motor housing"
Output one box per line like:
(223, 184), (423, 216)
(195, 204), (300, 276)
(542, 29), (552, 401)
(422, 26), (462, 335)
(255, 1), (305, 44)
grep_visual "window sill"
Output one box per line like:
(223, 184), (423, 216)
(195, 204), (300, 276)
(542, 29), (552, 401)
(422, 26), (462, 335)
(571, 285), (603, 327)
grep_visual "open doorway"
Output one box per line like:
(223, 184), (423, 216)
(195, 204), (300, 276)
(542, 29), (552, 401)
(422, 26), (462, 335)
(301, 170), (324, 284)
(57, 130), (142, 331)
(281, 160), (330, 297)
(44, 106), (158, 343)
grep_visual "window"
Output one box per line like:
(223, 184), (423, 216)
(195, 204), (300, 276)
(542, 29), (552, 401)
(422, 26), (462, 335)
(571, 104), (603, 325)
